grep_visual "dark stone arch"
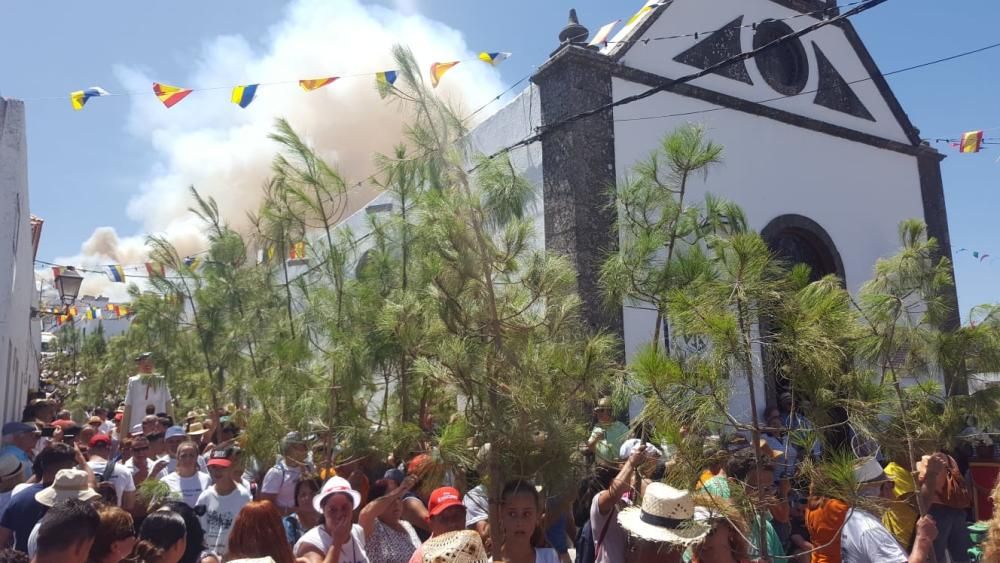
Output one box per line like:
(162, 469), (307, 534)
(761, 214), (845, 283)
(760, 214), (845, 408)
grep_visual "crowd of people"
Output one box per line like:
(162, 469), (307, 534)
(0, 354), (998, 562)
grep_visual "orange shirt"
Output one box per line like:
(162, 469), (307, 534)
(805, 498), (850, 563)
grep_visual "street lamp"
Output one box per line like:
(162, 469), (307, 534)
(54, 266), (84, 307)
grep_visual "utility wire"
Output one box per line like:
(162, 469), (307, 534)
(613, 40), (1000, 124)
(476, 0), (891, 166)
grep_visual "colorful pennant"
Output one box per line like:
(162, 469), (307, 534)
(299, 77), (338, 91)
(51, 266), (64, 279)
(152, 83), (193, 108)
(289, 241), (307, 261)
(430, 61), (460, 88)
(589, 21), (621, 47)
(70, 87), (111, 111)
(145, 262), (166, 277)
(231, 84), (259, 108)
(960, 130), (984, 153)
(183, 256), (201, 270)
(376, 71), (398, 99)
(106, 265), (126, 283)
(478, 52), (510, 66)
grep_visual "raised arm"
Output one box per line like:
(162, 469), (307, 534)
(596, 446), (646, 515)
(361, 475), (418, 538)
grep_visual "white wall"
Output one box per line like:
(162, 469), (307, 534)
(612, 79), (926, 420)
(0, 98), (37, 423)
(615, 0), (912, 143)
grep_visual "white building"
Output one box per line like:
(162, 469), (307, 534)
(0, 98), (40, 423)
(351, 1), (957, 421)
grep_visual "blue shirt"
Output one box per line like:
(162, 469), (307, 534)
(0, 445), (32, 481)
(0, 483), (46, 552)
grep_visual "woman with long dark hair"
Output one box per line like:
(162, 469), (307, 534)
(284, 478), (322, 546)
(128, 510), (187, 563)
(159, 501), (219, 563)
(226, 500), (296, 563)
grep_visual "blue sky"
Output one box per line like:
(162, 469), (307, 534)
(3, 0), (998, 318)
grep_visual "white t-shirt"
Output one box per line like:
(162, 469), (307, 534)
(294, 524), (369, 563)
(196, 484), (252, 556)
(464, 484), (489, 527)
(534, 548), (560, 563)
(162, 471), (212, 507)
(590, 494), (626, 563)
(88, 459), (136, 507)
(840, 508), (908, 562)
(123, 374), (172, 428)
(261, 459), (301, 509)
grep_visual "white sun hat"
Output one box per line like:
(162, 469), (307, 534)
(313, 476), (361, 513)
(618, 482), (710, 546)
(854, 457), (886, 483)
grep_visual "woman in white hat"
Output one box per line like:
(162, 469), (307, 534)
(294, 476), (370, 563)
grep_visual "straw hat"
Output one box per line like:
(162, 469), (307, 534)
(421, 530), (489, 563)
(186, 421), (210, 436)
(35, 469), (101, 507)
(617, 482), (709, 546)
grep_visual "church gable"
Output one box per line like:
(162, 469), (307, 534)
(606, 0), (918, 145)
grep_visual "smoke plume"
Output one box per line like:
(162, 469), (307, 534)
(51, 0), (507, 301)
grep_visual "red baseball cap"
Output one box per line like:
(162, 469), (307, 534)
(89, 434), (111, 448)
(428, 487), (464, 518)
(206, 449), (233, 468)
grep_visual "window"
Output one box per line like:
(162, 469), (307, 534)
(753, 20), (809, 95)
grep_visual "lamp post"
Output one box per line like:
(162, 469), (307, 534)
(53, 266), (83, 308)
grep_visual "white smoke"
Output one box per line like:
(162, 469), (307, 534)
(49, 0), (507, 301)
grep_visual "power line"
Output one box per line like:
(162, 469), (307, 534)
(605, 0), (867, 46)
(613, 40), (1000, 125)
(476, 0), (891, 165)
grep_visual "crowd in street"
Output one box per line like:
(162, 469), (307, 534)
(0, 354), (998, 562)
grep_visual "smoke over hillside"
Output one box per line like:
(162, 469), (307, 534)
(51, 0), (507, 300)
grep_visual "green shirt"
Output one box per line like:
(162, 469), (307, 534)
(749, 512), (786, 560)
(590, 421), (629, 464)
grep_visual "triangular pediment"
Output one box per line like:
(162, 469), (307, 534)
(605, 0), (918, 145)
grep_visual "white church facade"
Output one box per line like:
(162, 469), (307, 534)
(315, 0), (957, 419)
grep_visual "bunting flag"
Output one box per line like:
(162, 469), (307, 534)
(57, 315), (69, 326)
(478, 52), (510, 66)
(430, 62), (460, 88)
(231, 84), (258, 108)
(51, 266), (64, 279)
(299, 77), (338, 91)
(589, 21), (620, 47)
(106, 265), (126, 283)
(84, 307), (99, 320)
(376, 71), (398, 99)
(70, 87), (111, 111)
(145, 262), (166, 277)
(625, 2), (662, 27)
(69, 306), (78, 317)
(183, 256), (201, 270)
(960, 130), (984, 153)
(973, 251), (981, 259)
(289, 241), (307, 261)
(981, 254), (991, 262)
(152, 82), (193, 108)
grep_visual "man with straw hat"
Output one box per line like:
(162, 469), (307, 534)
(587, 397), (630, 468)
(617, 482), (709, 562)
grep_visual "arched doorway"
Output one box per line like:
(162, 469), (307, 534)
(759, 214), (845, 407)
(760, 214), (844, 283)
